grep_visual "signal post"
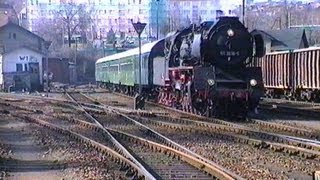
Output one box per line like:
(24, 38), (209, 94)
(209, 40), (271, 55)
(131, 20), (146, 110)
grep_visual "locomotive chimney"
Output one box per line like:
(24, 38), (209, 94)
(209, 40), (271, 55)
(216, 10), (224, 20)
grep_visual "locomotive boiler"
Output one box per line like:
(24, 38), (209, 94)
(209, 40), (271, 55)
(160, 17), (266, 118)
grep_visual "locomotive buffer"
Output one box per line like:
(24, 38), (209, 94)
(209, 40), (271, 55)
(132, 20), (146, 110)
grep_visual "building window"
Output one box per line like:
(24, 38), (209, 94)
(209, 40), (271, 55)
(8, 33), (11, 39)
(24, 64), (28, 71)
(16, 64), (23, 72)
(13, 33), (16, 39)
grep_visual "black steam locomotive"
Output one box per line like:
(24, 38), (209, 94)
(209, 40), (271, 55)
(96, 16), (266, 119)
(161, 17), (266, 118)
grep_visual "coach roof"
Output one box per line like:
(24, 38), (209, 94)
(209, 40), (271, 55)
(96, 40), (162, 64)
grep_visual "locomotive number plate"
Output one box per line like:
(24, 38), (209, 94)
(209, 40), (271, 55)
(220, 51), (240, 56)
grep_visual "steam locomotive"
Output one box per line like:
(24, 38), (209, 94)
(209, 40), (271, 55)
(96, 16), (266, 119)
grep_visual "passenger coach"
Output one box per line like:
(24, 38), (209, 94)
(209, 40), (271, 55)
(95, 40), (165, 95)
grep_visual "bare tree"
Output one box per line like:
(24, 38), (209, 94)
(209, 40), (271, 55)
(55, 2), (94, 47)
(33, 17), (64, 50)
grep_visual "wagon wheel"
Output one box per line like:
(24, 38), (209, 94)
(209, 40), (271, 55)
(306, 91), (313, 102)
(205, 99), (216, 117)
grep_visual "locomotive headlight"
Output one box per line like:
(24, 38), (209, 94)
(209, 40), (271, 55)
(250, 79), (257, 87)
(227, 29), (235, 37)
(207, 79), (215, 86)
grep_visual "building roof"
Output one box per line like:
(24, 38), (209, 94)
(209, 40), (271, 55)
(0, 21), (45, 42)
(252, 29), (309, 51)
(266, 29), (308, 50)
(3, 46), (45, 55)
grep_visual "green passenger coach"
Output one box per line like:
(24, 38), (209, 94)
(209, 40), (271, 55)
(95, 40), (165, 94)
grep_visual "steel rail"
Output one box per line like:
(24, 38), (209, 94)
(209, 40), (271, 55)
(16, 115), (144, 179)
(65, 92), (157, 180)
(73, 92), (242, 179)
(50, 108), (238, 180)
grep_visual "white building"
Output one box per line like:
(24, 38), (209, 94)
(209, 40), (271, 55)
(169, 0), (237, 29)
(18, 0), (243, 45)
(0, 47), (44, 91)
(0, 22), (47, 91)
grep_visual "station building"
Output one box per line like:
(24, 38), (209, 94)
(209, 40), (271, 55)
(0, 21), (48, 92)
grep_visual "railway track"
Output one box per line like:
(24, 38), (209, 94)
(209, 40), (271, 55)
(259, 97), (320, 118)
(80, 91), (320, 179)
(95, 93), (320, 153)
(64, 91), (238, 179)
(262, 97), (320, 107)
(0, 105), (128, 179)
(19, 90), (318, 155)
(2, 91), (320, 179)
(0, 96), (154, 179)
(109, 92), (320, 141)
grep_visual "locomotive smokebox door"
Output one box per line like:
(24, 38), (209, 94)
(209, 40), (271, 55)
(193, 67), (215, 90)
(134, 94), (145, 110)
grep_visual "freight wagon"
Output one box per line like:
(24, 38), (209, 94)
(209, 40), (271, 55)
(250, 47), (320, 101)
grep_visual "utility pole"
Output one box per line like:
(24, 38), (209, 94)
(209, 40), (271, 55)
(242, 0), (246, 26)
(285, 0), (290, 28)
(75, 37), (78, 65)
(102, 40), (106, 56)
(75, 37), (79, 82)
(44, 41), (51, 97)
(156, 0), (159, 40)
